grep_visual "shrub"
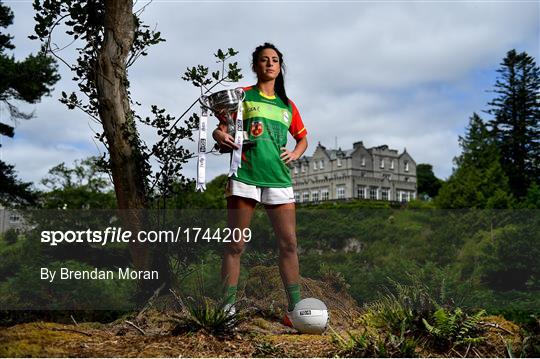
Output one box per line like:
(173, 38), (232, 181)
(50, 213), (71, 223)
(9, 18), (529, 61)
(171, 295), (244, 336)
(3, 229), (18, 245)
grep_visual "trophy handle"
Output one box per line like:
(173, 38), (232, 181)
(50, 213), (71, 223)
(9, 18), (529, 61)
(235, 87), (245, 102)
(199, 95), (210, 109)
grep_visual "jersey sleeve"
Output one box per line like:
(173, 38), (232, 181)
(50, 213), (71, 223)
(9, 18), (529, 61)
(288, 100), (307, 140)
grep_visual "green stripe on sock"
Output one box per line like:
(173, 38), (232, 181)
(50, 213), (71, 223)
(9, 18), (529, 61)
(225, 285), (237, 305)
(286, 283), (301, 311)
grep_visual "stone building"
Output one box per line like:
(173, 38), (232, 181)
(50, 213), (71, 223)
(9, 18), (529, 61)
(0, 207), (27, 234)
(290, 141), (417, 203)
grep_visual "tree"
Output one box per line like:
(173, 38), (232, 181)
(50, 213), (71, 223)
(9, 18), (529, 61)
(40, 156), (116, 209)
(167, 174), (229, 209)
(0, 1), (59, 207)
(435, 113), (514, 209)
(486, 49), (540, 199)
(416, 164), (443, 199)
(0, 161), (37, 206)
(0, 1), (59, 125)
(479, 220), (540, 291)
(32, 0), (242, 301)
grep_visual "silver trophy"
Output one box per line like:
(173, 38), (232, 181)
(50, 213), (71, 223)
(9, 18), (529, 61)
(199, 88), (256, 153)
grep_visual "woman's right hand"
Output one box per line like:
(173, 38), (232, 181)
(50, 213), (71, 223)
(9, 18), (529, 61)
(213, 126), (239, 151)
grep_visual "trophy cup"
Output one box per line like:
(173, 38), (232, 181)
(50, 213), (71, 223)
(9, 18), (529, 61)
(199, 88), (256, 153)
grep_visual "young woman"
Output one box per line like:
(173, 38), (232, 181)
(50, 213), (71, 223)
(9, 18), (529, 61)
(212, 43), (308, 326)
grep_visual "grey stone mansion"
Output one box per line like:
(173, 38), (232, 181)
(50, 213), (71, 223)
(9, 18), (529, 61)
(290, 141), (417, 203)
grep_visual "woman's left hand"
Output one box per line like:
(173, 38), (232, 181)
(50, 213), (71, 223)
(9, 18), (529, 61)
(280, 147), (299, 164)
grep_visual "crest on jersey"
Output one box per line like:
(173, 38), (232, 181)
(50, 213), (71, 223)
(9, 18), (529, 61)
(250, 120), (264, 137)
(282, 110), (290, 124)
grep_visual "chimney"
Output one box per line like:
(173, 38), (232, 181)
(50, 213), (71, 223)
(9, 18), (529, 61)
(353, 141), (364, 149)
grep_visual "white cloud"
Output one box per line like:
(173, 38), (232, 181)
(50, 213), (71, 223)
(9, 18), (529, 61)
(1, 1), (538, 185)
(1, 139), (89, 186)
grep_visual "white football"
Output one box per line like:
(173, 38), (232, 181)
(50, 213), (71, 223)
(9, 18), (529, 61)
(290, 298), (329, 334)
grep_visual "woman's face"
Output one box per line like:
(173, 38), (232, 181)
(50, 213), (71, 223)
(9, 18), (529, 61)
(253, 48), (281, 82)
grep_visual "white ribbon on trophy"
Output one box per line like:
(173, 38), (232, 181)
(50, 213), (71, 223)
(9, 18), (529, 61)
(196, 107), (208, 192)
(228, 100), (244, 177)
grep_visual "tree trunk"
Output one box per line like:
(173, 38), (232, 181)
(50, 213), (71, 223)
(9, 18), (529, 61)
(95, 0), (169, 303)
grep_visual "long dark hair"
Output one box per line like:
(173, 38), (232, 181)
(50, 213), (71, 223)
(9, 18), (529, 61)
(252, 42), (289, 106)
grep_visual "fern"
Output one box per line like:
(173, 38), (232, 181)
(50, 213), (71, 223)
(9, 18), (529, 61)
(360, 279), (437, 335)
(331, 327), (418, 358)
(422, 307), (486, 349)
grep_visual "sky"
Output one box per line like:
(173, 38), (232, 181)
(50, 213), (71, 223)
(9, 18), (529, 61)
(1, 0), (539, 188)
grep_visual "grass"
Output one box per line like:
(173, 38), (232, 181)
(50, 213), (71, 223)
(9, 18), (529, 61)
(336, 278), (491, 357)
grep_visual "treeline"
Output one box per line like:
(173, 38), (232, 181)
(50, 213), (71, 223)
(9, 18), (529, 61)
(426, 50), (539, 209)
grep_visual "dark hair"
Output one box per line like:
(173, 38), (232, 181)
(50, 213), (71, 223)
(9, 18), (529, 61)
(252, 42), (289, 106)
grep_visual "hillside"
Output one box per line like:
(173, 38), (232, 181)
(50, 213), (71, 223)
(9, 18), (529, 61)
(0, 265), (526, 358)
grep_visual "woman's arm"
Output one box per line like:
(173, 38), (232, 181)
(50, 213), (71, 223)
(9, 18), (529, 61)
(213, 124), (239, 151)
(280, 136), (308, 164)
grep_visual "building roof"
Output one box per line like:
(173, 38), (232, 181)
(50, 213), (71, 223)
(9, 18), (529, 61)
(292, 141), (413, 165)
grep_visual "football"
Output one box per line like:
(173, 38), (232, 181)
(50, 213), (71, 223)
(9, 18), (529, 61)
(290, 298), (329, 334)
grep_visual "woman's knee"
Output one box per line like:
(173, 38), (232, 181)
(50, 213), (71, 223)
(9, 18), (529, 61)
(224, 242), (245, 257)
(278, 237), (298, 255)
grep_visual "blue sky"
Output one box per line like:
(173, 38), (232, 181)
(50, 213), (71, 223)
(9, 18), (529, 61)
(1, 1), (538, 187)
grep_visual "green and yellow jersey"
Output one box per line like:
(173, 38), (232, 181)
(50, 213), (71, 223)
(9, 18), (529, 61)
(221, 85), (307, 187)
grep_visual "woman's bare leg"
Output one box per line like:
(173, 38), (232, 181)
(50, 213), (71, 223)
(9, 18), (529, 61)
(221, 196), (257, 287)
(265, 203), (300, 288)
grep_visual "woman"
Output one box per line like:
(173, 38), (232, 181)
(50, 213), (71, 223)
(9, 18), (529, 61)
(212, 43), (308, 326)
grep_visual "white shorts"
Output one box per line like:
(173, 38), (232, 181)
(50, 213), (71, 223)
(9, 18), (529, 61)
(225, 179), (295, 205)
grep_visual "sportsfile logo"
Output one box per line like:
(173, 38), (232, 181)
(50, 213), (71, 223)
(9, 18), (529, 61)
(299, 310), (311, 316)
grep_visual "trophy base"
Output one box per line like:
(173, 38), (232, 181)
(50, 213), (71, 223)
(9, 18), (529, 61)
(217, 140), (256, 153)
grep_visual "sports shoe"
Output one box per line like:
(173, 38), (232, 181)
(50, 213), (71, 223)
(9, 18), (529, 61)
(283, 310), (294, 328)
(223, 303), (236, 317)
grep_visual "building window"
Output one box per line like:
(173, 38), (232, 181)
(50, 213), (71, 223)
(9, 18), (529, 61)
(405, 161), (409, 172)
(312, 190), (320, 202)
(383, 174), (392, 181)
(380, 158), (385, 169)
(321, 188), (329, 201)
(313, 161), (318, 170)
(405, 177), (409, 182)
(336, 185), (345, 199)
(319, 159), (324, 169)
(294, 166), (298, 174)
(337, 157), (342, 167)
(357, 186), (366, 199)
(9, 214), (20, 223)
(369, 186), (378, 200)
(303, 191), (309, 202)
(361, 156), (366, 166)
(390, 160), (394, 170)
(400, 191), (410, 202)
(294, 192), (300, 202)
(301, 164), (306, 173)
(381, 187), (389, 201)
